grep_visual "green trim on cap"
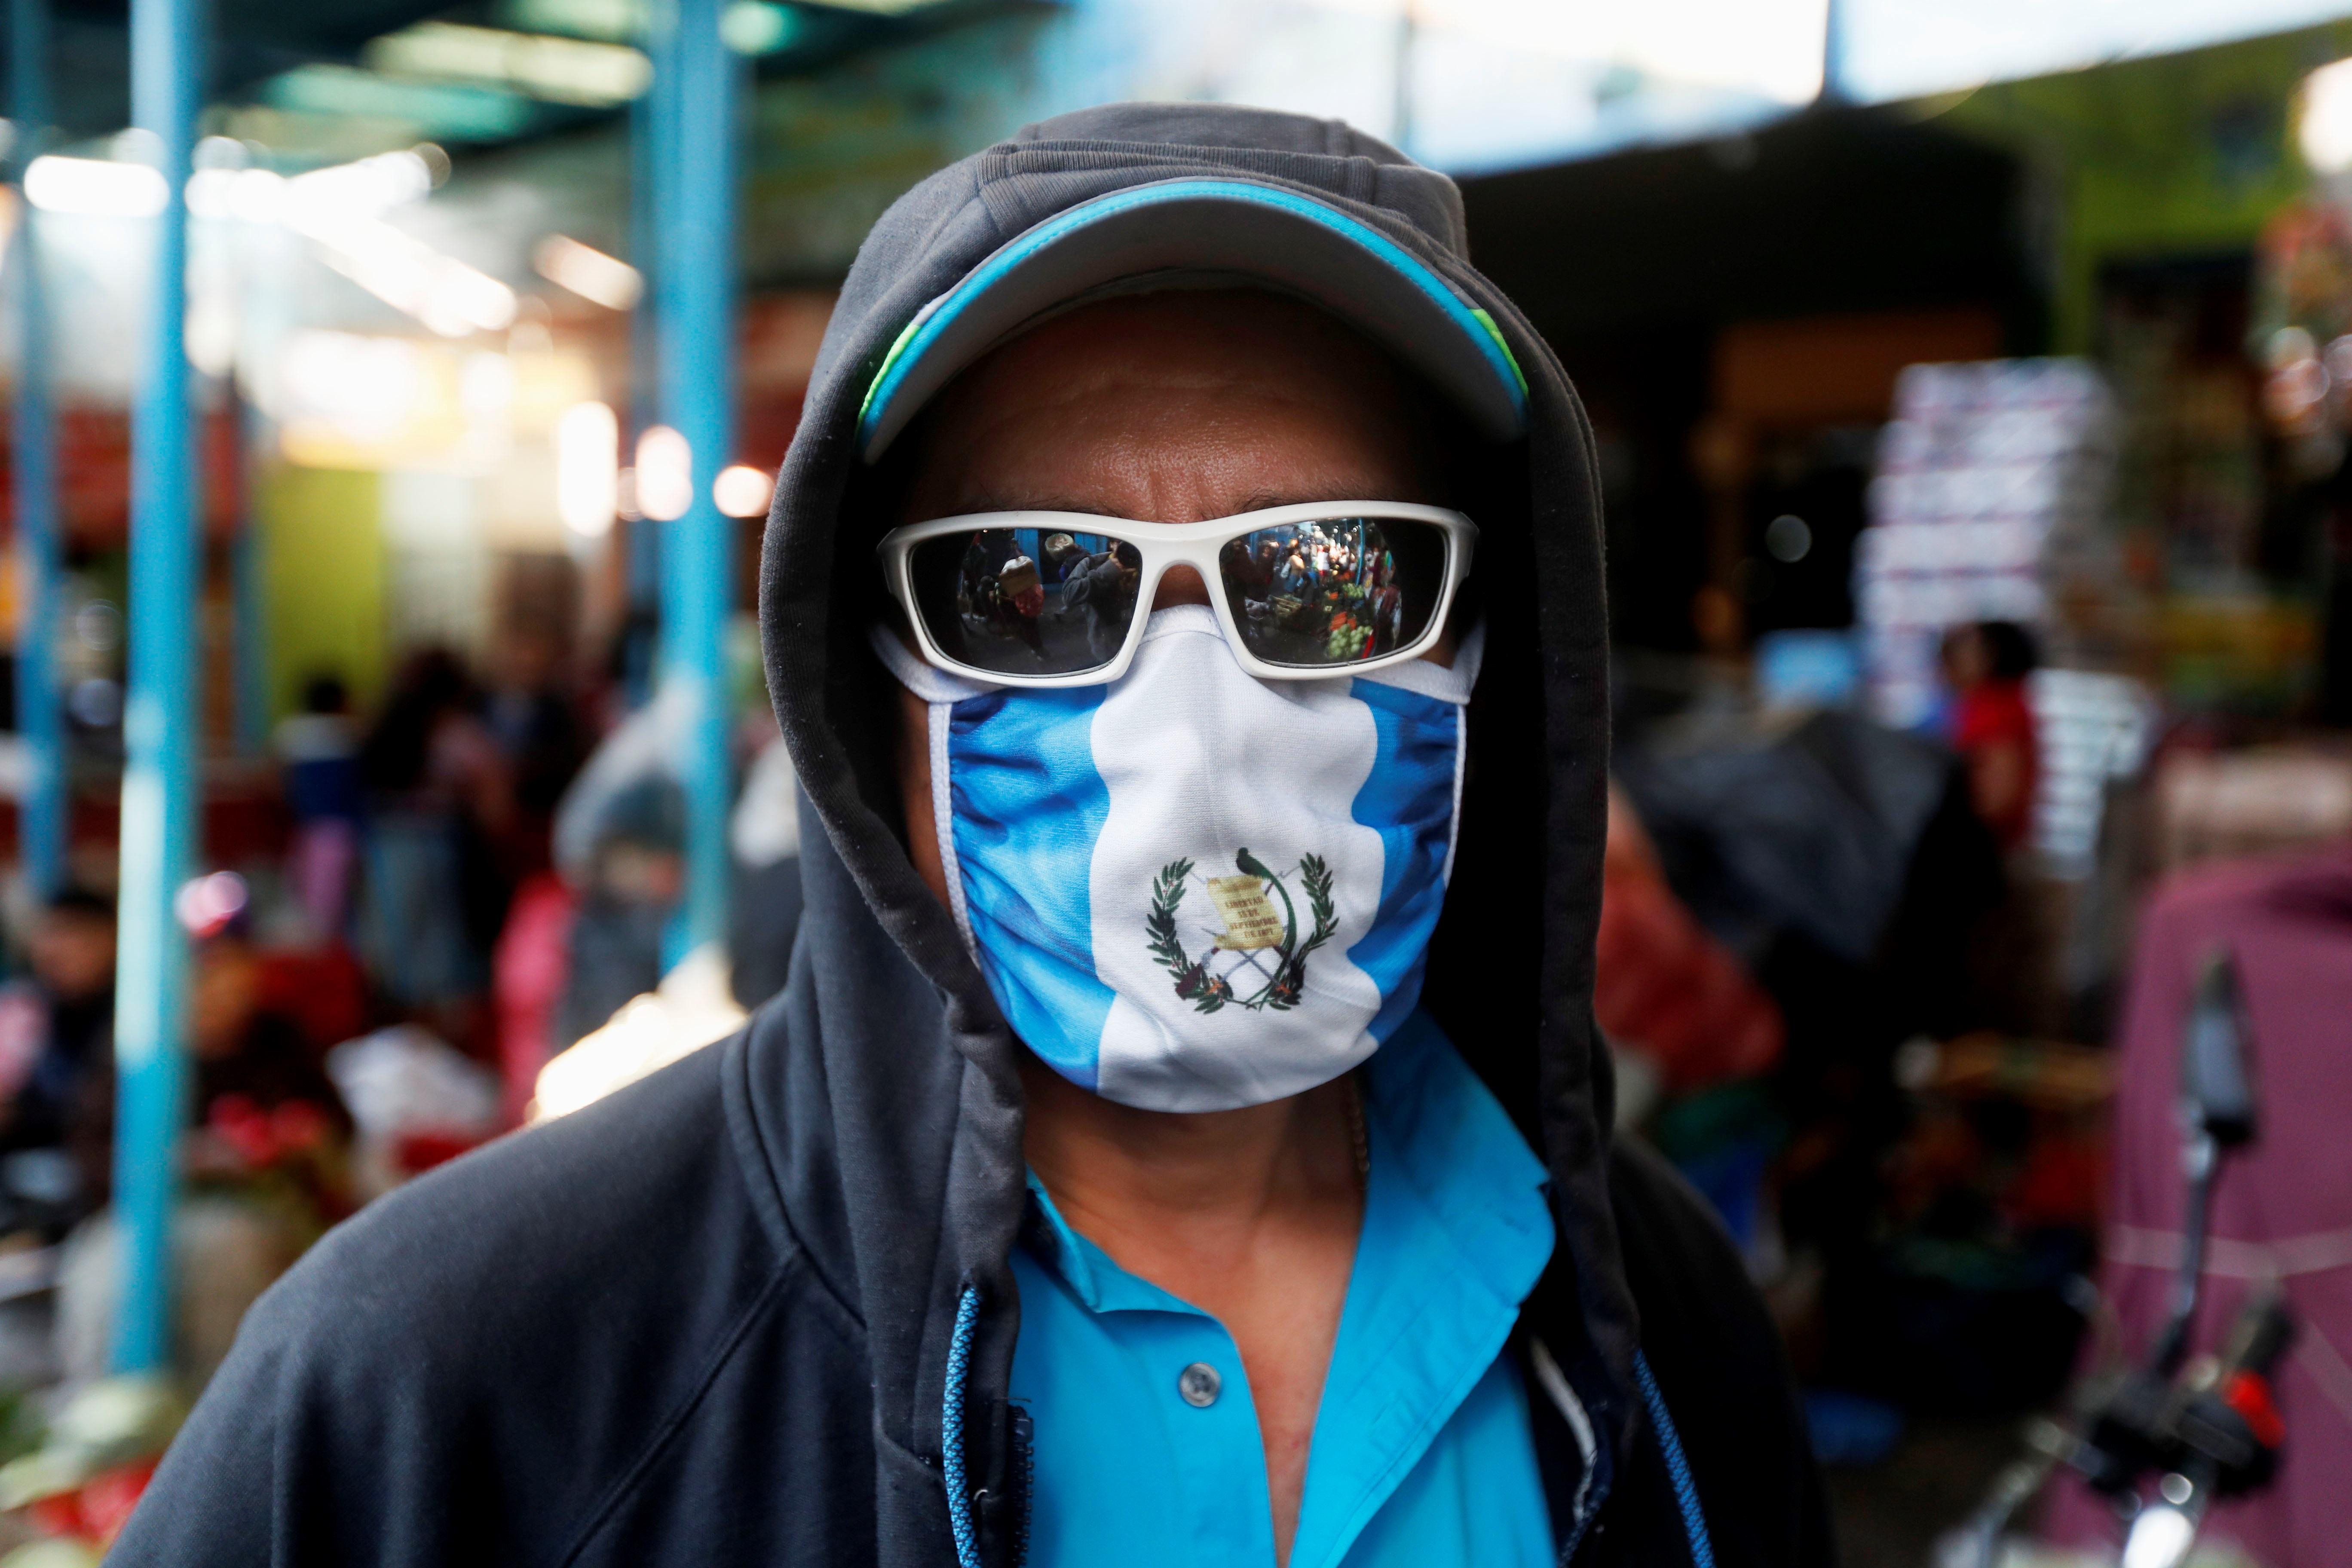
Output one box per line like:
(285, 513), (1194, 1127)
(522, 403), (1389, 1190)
(857, 312), (930, 432)
(1467, 309), (1527, 398)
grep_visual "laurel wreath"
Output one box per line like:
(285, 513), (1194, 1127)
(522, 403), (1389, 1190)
(1146, 850), (1338, 1014)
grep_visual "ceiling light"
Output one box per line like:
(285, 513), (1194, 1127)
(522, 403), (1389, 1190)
(558, 401), (621, 537)
(365, 21), (652, 109)
(533, 233), (642, 309)
(713, 464), (773, 518)
(636, 426), (693, 521)
(273, 331), (427, 437)
(23, 156), (168, 217)
(502, 0), (645, 43)
(193, 135), (247, 171)
(721, 2), (798, 55)
(297, 210), (518, 337)
(263, 64), (537, 144)
(2304, 58), (2352, 174)
(287, 148), (436, 214)
(187, 166), (279, 221)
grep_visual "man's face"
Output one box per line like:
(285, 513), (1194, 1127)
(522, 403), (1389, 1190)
(31, 911), (114, 1003)
(190, 939), (262, 1062)
(1942, 625), (1990, 690)
(892, 290), (1457, 911)
(496, 629), (561, 692)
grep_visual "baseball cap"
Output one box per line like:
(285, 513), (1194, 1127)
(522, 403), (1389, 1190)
(854, 177), (1530, 462)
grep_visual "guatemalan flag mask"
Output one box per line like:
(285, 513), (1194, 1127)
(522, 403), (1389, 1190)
(874, 603), (1476, 1112)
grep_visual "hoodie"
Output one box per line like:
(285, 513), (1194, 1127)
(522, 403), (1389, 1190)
(113, 104), (1830, 1568)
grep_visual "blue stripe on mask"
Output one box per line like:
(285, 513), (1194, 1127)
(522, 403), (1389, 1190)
(1345, 678), (1461, 1044)
(948, 687), (1118, 1088)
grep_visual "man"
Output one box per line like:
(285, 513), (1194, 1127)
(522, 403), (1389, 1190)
(1055, 542), (1138, 664)
(118, 105), (1827, 1566)
(0, 888), (117, 1165)
(58, 911), (352, 1388)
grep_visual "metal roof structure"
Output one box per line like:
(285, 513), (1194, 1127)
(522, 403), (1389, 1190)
(21, 0), (1004, 153)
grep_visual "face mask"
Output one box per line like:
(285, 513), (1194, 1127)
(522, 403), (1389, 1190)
(875, 604), (1477, 1113)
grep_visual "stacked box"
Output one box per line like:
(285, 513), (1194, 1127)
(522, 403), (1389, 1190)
(1854, 359), (2118, 729)
(2027, 668), (2155, 878)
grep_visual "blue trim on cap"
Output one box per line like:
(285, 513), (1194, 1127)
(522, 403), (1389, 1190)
(856, 177), (1530, 456)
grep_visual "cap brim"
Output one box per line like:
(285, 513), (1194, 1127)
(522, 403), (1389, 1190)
(856, 177), (1530, 462)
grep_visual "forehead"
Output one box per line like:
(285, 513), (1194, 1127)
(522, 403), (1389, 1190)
(900, 290), (1445, 516)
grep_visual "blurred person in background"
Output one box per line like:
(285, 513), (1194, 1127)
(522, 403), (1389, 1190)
(276, 673), (365, 942)
(551, 775), (682, 1050)
(542, 689), (692, 1054)
(1940, 620), (2040, 854)
(499, 704), (801, 1117)
(121, 107), (1825, 1568)
(57, 901), (350, 1390)
(483, 619), (591, 884)
(1595, 784), (1784, 1112)
(357, 648), (512, 1043)
(0, 889), (117, 1170)
(1057, 539), (1136, 666)
(479, 618), (593, 1120)
(67, 908), (353, 1216)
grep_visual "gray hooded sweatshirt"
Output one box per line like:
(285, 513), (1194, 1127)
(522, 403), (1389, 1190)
(113, 103), (1830, 1568)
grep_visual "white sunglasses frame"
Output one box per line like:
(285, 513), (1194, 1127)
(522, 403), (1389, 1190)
(878, 500), (1477, 687)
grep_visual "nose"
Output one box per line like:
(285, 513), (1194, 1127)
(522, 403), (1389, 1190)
(1153, 564), (1211, 610)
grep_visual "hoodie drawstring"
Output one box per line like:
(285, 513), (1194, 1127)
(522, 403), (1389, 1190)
(944, 1285), (983, 1568)
(1634, 1351), (1715, 1568)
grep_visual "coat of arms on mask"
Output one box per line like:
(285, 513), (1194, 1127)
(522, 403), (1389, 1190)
(1145, 849), (1338, 1013)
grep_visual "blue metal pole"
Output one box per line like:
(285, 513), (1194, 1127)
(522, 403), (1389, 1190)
(9, 0), (65, 899)
(624, 87), (662, 709)
(654, 0), (735, 969)
(112, 0), (202, 1377)
(1818, 0), (1847, 105)
(230, 401), (267, 755)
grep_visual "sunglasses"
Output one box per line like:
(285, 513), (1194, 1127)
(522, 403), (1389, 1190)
(878, 502), (1476, 687)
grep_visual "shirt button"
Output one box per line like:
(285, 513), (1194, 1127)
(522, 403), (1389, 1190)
(1177, 1362), (1222, 1408)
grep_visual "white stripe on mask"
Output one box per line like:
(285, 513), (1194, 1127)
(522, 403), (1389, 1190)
(872, 605), (1474, 1112)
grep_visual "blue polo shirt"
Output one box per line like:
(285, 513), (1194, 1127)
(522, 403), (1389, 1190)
(1008, 1011), (1558, 1568)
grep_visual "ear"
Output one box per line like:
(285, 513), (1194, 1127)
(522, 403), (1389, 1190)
(894, 680), (952, 910)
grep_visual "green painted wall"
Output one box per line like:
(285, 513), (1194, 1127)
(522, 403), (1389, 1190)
(1936, 21), (2352, 352)
(259, 464), (385, 722)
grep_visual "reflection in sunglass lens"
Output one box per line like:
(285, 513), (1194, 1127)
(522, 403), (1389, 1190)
(906, 529), (1144, 677)
(1216, 518), (1450, 668)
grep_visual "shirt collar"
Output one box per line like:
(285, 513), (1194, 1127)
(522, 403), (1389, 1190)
(1023, 1171), (1205, 1316)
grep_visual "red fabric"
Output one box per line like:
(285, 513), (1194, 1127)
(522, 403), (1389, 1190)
(493, 872), (575, 1127)
(28, 1457), (158, 1547)
(1594, 790), (1784, 1091)
(255, 944), (369, 1057)
(2042, 850), (2352, 1565)
(395, 1129), (481, 1175)
(1952, 679), (2038, 849)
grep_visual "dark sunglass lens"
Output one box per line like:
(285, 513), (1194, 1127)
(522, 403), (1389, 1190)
(906, 529), (1142, 677)
(1217, 518), (1450, 668)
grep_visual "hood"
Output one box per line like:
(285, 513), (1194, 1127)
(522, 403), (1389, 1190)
(755, 100), (1634, 1539)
